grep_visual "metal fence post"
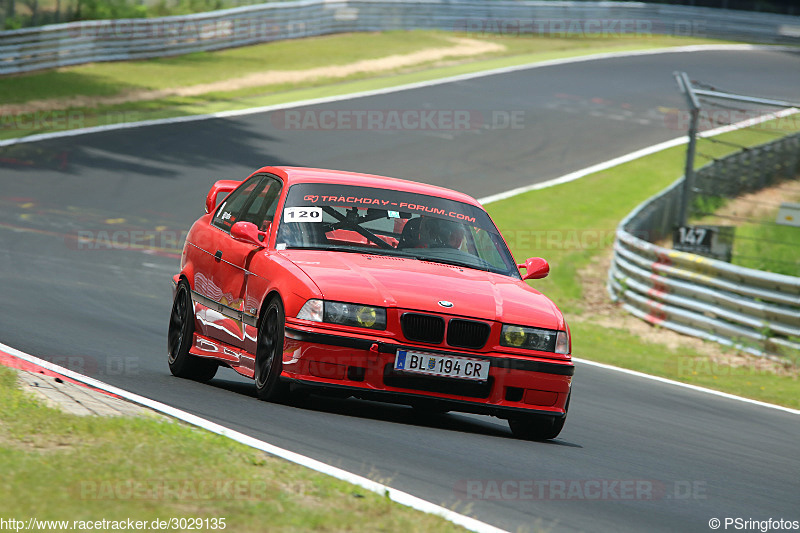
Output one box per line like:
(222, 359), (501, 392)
(674, 72), (701, 228)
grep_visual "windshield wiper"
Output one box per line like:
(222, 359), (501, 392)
(282, 244), (394, 256)
(399, 251), (494, 272)
(282, 245), (502, 273)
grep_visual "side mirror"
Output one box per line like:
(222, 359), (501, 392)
(518, 257), (549, 280)
(205, 180), (242, 214)
(230, 221), (269, 247)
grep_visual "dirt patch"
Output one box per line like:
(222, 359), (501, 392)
(1, 36), (506, 115)
(655, 178), (800, 248)
(171, 36), (504, 95)
(577, 252), (720, 354)
(577, 251), (798, 377)
(706, 178), (800, 221)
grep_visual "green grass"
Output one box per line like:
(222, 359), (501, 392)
(732, 218), (800, 275)
(484, 119), (800, 406)
(694, 180), (800, 276)
(0, 31), (455, 104)
(0, 366), (466, 531)
(572, 322), (799, 408)
(696, 180), (800, 277)
(0, 31), (732, 140)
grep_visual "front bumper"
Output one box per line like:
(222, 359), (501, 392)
(282, 324), (573, 419)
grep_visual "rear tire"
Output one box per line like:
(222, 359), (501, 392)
(168, 280), (218, 382)
(508, 393), (569, 441)
(254, 296), (289, 401)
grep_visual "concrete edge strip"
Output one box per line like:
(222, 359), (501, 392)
(0, 342), (509, 533)
(573, 357), (800, 416)
(0, 44), (793, 148)
(0, 350), (129, 403)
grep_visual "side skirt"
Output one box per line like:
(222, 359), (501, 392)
(189, 332), (256, 379)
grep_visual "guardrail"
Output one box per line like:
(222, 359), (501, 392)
(608, 133), (800, 359)
(2, 0), (800, 75)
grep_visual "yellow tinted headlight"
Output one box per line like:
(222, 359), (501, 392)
(323, 301), (387, 330)
(500, 324), (558, 352)
(356, 306), (377, 328)
(502, 325), (527, 347)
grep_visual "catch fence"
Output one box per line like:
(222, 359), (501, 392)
(608, 132), (800, 358)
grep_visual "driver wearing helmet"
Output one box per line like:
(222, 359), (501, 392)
(418, 217), (466, 249)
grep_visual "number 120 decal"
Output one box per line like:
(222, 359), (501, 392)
(284, 206), (322, 222)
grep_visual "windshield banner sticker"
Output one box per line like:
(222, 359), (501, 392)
(298, 192), (477, 224)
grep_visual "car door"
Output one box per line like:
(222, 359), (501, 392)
(191, 175), (282, 359)
(229, 175), (283, 371)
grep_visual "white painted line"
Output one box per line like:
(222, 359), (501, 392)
(0, 342), (508, 533)
(477, 136), (689, 204)
(573, 357), (800, 416)
(0, 44), (794, 149)
(477, 107), (799, 204)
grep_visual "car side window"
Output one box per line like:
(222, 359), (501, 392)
(212, 176), (282, 233)
(239, 177), (282, 232)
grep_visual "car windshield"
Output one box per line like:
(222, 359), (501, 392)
(277, 183), (520, 278)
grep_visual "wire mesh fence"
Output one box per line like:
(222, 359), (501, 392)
(683, 84), (800, 277)
(609, 126), (800, 360)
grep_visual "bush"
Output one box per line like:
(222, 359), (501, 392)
(71, 0), (149, 21)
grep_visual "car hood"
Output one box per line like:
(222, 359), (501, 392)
(279, 250), (563, 330)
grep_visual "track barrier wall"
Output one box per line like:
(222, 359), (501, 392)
(608, 132), (800, 359)
(1, 0), (800, 74)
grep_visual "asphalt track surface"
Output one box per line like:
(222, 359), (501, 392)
(2, 49), (800, 532)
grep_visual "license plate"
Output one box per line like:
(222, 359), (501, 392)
(394, 350), (489, 381)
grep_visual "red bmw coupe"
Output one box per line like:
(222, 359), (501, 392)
(169, 166), (574, 440)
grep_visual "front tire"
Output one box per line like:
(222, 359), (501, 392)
(254, 296), (289, 401)
(168, 280), (217, 382)
(508, 393), (569, 441)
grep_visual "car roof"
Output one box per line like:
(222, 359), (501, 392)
(255, 166), (482, 207)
